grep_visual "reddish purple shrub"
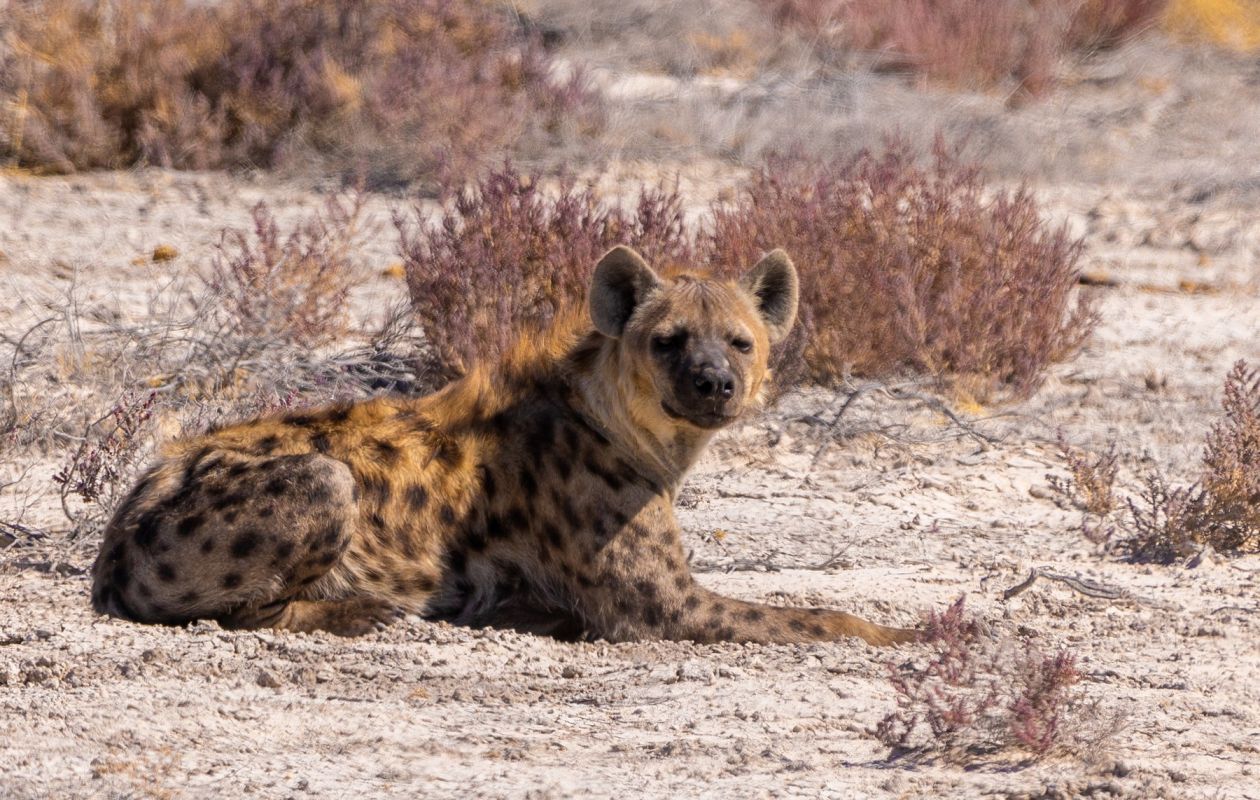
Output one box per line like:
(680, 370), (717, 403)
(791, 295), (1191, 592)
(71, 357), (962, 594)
(53, 391), (158, 518)
(706, 141), (1094, 397)
(876, 597), (1086, 761)
(398, 166), (692, 381)
(0, 0), (596, 184)
(1118, 360), (1260, 562)
(763, 0), (1166, 96)
(203, 194), (365, 349)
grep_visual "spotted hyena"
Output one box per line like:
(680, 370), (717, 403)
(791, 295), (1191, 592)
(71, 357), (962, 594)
(91, 246), (917, 645)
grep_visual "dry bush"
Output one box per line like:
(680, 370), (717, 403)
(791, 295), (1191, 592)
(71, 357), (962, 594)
(1048, 436), (1119, 516)
(52, 390), (156, 518)
(203, 194), (365, 351)
(1195, 360), (1260, 552)
(764, 0), (1166, 96)
(876, 597), (1090, 761)
(0, 0), (595, 185)
(1060, 361), (1260, 563)
(398, 166), (693, 382)
(707, 141), (1095, 398)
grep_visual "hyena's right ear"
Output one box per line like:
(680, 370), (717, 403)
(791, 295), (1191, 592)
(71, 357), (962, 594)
(589, 246), (661, 338)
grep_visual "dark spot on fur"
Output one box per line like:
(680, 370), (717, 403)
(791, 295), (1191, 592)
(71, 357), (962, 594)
(525, 412), (557, 454)
(405, 484), (429, 511)
(324, 405), (351, 424)
(553, 456), (572, 481)
(743, 608), (764, 622)
(275, 541), (294, 560)
(227, 462), (251, 478)
(284, 413), (318, 428)
(542, 522), (563, 549)
(307, 481), (332, 505)
(447, 548), (468, 573)
(230, 531), (261, 558)
(560, 424), (580, 456)
(255, 435), (281, 454)
(481, 469), (497, 501)
(505, 506), (528, 533)
(643, 602), (664, 627)
(301, 575), (320, 586)
(221, 572), (242, 589)
(315, 551), (338, 567)
(788, 619), (806, 632)
(465, 527), (488, 552)
(310, 433), (332, 454)
(674, 574), (690, 591)
(200, 538), (214, 554)
(486, 514), (508, 540)
(156, 562), (177, 582)
(718, 626), (736, 640)
(439, 505), (456, 525)
(558, 497), (581, 529)
(213, 492), (248, 510)
(265, 478), (287, 496)
(361, 475), (391, 506)
(133, 513), (161, 550)
(518, 465), (537, 497)
(259, 507), (274, 518)
(809, 623), (824, 637)
(136, 582), (152, 599)
(435, 437), (461, 467)
(178, 591), (199, 604)
(110, 562), (131, 590)
(371, 438), (400, 465)
(584, 455), (624, 491)
(176, 514), (204, 538)
(634, 580), (658, 601)
(593, 518), (609, 543)
(223, 510), (238, 524)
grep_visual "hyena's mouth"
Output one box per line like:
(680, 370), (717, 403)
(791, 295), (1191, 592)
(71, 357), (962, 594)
(661, 401), (735, 430)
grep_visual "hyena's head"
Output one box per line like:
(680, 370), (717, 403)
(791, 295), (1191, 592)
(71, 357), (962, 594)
(589, 245), (798, 430)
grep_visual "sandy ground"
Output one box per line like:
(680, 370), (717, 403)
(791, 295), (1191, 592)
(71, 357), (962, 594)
(2, 26), (1260, 799)
(1, 165), (1257, 799)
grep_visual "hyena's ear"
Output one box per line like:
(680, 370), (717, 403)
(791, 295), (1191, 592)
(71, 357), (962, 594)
(590, 246), (662, 338)
(740, 249), (799, 343)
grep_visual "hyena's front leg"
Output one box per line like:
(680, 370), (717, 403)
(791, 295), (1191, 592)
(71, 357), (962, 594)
(570, 509), (919, 646)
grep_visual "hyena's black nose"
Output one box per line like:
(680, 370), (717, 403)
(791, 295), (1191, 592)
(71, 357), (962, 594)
(692, 366), (735, 400)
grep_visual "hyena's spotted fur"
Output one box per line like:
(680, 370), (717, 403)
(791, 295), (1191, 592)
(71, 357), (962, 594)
(91, 247), (917, 646)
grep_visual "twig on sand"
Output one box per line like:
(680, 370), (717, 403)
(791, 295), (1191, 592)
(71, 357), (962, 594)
(1001, 567), (1178, 610)
(798, 379), (1001, 471)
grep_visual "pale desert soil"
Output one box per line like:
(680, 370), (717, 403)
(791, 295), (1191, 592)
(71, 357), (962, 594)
(3, 28), (1260, 799)
(0, 164), (1257, 799)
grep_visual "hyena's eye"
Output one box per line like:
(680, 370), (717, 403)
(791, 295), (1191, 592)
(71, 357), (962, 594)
(652, 332), (687, 353)
(731, 337), (753, 354)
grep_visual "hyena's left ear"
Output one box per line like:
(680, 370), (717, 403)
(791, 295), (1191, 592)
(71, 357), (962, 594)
(740, 249), (799, 343)
(590, 246), (662, 338)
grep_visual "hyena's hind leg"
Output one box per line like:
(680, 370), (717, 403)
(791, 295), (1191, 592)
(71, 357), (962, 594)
(91, 449), (392, 636)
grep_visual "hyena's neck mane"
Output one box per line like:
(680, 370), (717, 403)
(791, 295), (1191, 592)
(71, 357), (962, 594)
(560, 329), (715, 492)
(436, 311), (714, 492)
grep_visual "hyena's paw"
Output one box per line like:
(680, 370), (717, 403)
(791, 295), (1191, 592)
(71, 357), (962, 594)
(281, 598), (405, 637)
